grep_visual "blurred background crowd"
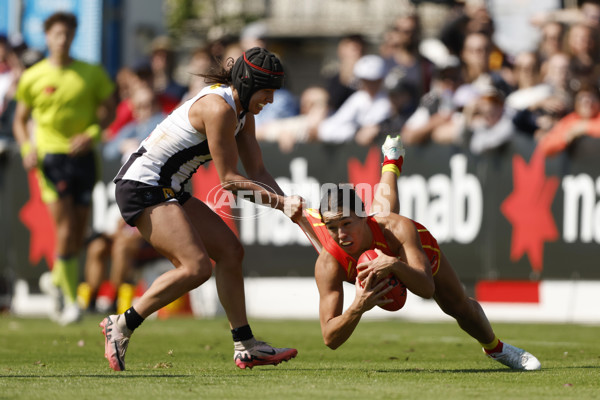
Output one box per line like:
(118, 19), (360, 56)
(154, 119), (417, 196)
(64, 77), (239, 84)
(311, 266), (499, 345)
(2, 0), (600, 318)
(2, 0), (600, 156)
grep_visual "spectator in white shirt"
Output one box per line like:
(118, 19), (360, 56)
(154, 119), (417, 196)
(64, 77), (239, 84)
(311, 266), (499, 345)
(317, 54), (392, 144)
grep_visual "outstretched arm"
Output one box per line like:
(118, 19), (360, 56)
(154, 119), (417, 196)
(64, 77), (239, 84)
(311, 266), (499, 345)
(193, 96), (302, 221)
(316, 252), (393, 349)
(357, 215), (435, 299)
(236, 113), (304, 221)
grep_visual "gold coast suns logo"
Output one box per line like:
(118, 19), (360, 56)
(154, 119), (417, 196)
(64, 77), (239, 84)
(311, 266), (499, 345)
(205, 180), (279, 220)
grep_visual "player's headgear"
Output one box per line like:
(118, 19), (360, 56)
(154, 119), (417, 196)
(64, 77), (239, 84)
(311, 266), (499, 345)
(231, 47), (284, 112)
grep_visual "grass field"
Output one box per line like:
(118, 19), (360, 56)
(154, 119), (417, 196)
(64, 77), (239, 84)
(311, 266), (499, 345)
(1, 315), (599, 400)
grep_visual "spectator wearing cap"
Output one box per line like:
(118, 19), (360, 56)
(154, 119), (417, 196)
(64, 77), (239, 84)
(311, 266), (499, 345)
(460, 81), (517, 155)
(317, 54), (392, 144)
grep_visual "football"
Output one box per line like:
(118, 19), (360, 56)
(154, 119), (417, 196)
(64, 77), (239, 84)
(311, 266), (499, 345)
(357, 250), (407, 311)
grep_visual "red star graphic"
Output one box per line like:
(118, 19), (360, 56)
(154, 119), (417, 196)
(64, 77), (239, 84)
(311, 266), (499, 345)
(191, 163), (238, 236)
(19, 171), (56, 268)
(500, 152), (559, 272)
(347, 146), (381, 213)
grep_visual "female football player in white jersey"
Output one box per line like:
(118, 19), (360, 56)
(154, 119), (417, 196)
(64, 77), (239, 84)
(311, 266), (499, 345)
(100, 48), (302, 371)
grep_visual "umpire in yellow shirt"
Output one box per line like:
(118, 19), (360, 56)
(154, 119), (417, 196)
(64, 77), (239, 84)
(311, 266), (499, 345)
(13, 11), (115, 325)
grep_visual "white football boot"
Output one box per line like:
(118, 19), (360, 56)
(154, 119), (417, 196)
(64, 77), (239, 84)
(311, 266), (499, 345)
(381, 135), (405, 161)
(484, 342), (541, 371)
(234, 339), (297, 369)
(58, 302), (83, 326)
(39, 271), (63, 322)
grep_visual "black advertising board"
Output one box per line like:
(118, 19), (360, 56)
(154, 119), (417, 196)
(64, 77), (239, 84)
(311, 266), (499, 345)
(2, 135), (600, 293)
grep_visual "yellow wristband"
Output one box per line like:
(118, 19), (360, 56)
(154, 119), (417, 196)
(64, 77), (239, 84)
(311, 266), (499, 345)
(20, 141), (32, 158)
(84, 124), (102, 143)
(382, 164), (400, 178)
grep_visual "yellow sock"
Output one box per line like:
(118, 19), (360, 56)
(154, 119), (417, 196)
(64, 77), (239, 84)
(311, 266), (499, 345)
(54, 256), (79, 304)
(481, 337), (502, 353)
(382, 164), (400, 177)
(51, 260), (63, 287)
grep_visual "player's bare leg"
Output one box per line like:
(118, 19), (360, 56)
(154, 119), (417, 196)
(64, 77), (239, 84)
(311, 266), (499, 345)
(433, 252), (495, 343)
(373, 135), (540, 370)
(100, 197), (296, 371)
(101, 200), (213, 371)
(183, 197), (297, 369)
(433, 252), (540, 370)
(371, 135), (403, 215)
(46, 197), (87, 324)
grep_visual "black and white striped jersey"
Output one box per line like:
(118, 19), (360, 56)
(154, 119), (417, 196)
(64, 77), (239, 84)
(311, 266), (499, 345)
(114, 84), (246, 192)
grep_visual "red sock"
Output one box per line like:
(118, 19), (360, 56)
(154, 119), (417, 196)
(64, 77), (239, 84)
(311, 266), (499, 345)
(383, 156), (404, 171)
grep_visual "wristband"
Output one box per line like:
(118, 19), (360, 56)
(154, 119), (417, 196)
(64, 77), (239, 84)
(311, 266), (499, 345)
(84, 124), (102, 143)
(20, 141), (32, 158)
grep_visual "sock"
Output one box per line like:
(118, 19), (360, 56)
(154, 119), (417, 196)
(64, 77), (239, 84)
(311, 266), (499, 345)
(383, 156), (404, 168)
(382, 163), (401, 178)
(62, 256), (79, 304)
(51, 259), (63, 287)
(52, 256), (78, 304)
(481, 337), (503, 354)
(382, 156), (403, 177)
(231, 324), (254, 342)
(124, 306), (144, 332)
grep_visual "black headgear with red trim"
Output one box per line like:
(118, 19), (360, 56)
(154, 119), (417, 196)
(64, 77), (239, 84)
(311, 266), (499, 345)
(231, 47), (284, 112)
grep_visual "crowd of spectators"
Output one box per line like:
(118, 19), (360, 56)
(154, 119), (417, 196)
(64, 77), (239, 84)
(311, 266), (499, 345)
(4, 3), (600, 156)
(251, 0), (600, 157)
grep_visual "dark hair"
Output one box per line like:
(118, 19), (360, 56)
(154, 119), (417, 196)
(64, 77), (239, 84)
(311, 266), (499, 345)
(44, 12), (77, 33)
(576, 80), (600, 99)
(319, 184), (366, 218)
(197, 56), (235, 87)
(341, 34), (367, 49)
(133, 64), (154, 86)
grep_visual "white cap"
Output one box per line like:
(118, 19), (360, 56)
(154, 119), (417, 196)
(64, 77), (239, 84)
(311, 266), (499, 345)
(353, 55), (386, 81)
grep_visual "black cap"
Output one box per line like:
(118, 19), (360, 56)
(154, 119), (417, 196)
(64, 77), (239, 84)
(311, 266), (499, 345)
(231, 47), (284, 112)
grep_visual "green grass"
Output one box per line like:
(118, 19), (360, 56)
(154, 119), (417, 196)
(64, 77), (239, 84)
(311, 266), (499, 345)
(1, 315), (599, 400)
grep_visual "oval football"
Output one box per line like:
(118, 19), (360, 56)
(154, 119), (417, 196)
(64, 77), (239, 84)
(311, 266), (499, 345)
(357, 249), (407, 311)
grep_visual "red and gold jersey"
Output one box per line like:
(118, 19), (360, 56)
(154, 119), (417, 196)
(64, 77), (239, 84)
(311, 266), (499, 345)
(304, 208), (440, 283)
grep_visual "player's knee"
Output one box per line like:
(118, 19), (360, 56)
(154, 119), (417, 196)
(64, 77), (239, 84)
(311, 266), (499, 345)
(216, 240), (245, 265)
(182, 262), (213, 289)
(438, 296), (469, 319)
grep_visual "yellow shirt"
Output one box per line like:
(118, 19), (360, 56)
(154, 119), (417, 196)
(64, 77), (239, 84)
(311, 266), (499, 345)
(15, 58), (114, 155)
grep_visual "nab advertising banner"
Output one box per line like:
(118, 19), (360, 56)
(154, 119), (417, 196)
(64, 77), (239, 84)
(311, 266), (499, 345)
(2, 135), (600, 294)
